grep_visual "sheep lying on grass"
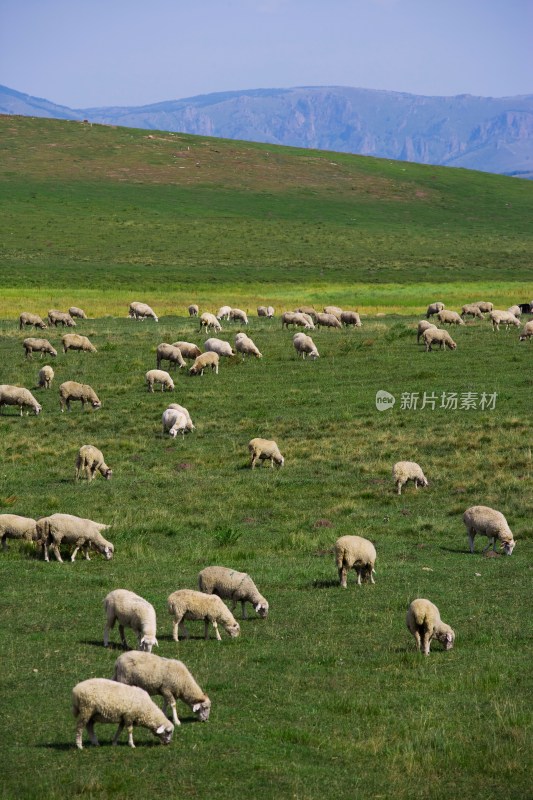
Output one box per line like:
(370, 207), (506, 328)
(189, 352), (219, 376)
(129, 301), (158, 322)
(392, 461), (428, 495)
(235, 332), (262, 358)
(69, 306), (87, 319)
(426, 302), (445, 318)
(19, 312), (47, 330)
(422, 328), (457, 351)
(38, 365), (54, 389)
(23, 338), (57, 359)
(113, 651), (211, 726)
(0, 385), (42, 416)
(36, 513), (113, 563)
(59, 381), (101, 412)
(156, 343), (185, 371)
(198, 566), (269, 619)
(103, 589), (158, 652)
(0, 514), (38, 552)
(293, 332), (319, 359)
(167, 589), (241, 641)
(48, 309), (76, 327)
(75, 445), (112, 482)
(335, 535), (376, 587)
(463, 505), (516, 555)
(406, 599), (455, 655)
(146, 369), (174, 393)
(72, 678), (173, 749)
(62, 333), (97, 353)
(248, 438), (284, 468)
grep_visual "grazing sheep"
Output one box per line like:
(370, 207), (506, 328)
(204, 338), (235, 357)
(437, 310), (465, 326)
(113, 651), (211, 726)
(472, 301), (493, 313)
(248, 438), (284, 468)
(166, 403), (195, 431)
(461, 304), (484, 320)
(72, 678), (173, 749)
(171, 341), (202, 360)
(282, 312), (314, 330)
(38, 365), (54, 389)
(416, 320), (437, 343)
(0, 385), (42, 416)
(156, 343), (185, 371)
(23, 338), (58, 359)
(341, 310), (362, 327)
(59, 381), (101, 412)
(295, 306), (318, 322)
(230, 308), (248, 325)
(335, 535), (376, 587)
(189, 352), (219, 376)
(323, 305), (343, 319)
(463, 505), (516, 555)
(167, 589), (241, 641)
(62, 333), (97, 353)
(422, 328), (457, 351)
(406, 599), (455, 655)
(425, 302), (445, 318)
(19, 312), (47, 330)
(392, 461), (428, 495)
(128, 301), (158, 322)
(317, 312), (342, 329)
(188, 304), (199, 317)
(103, 589), (158, 652)
(507, 305), (521, 318)
(519, 320), (533, 341)
(257, 306), (268, 317)
(69, 306), (87, 319)
(146, 369), (174, 393)
(36, 513), (113, 563)
(235, 332), (262, 359)
(75, 445), (113, 482)
(0, 514), (38, 552)
(199, 312), (222, 333)
(48, 310), (76, 327)
(162, 408), (189, 438)
(489, 310), (521, 332)
(266, 305), (275, 318)
(216, 306), (232, 321)
(198, 566), (269, 619)
(293, 332), (319, 359)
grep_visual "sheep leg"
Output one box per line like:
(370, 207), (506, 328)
(370, 569), (376, 585)
(51, 543), (63, 563)
(356, 569), (362, 586)
(250, 454), (257, 469)
(118, 625), (129, 649)
(338, 566), (347, 588)
(163, 694), (180, 725)
(241, 600), (247, 620)
(83, 545), (91, 560)
(468, 530), (476, 553)
(212, 621), (222, 641)
(413, 630), (422, 651)
(70, 546), (80, 562)
(86, 719), (99, 746)
(75, 721), (87, 749)
(112, 721), (125, 746)
(421, 633), (431, 656)
(396, 481), (402, 495)
(482, 537), (495, 554)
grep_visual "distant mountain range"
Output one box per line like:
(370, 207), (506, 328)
(2, 84), (532, 177)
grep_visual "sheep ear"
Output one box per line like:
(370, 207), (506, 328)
(192, 703), (201, 713)
(156, 725), (166, 735)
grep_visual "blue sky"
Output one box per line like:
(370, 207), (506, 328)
(1, 0), (531, 107)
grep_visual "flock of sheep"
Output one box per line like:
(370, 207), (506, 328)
(1, 295), (527, 749)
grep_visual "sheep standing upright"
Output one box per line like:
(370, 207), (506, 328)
(199, 312), (222, 333)
(248, 438), (284, 468)
(425, 302), (445, 318)
(235, 333), (262, 359)
(48, 310), (76, 327)
(422, 328), (457, 351)
(69, 306), (87, 319)
(406, 599), (455, 655)
(417, 320), (437, 343)
(463, 505), (516, 555)
(145, 369), (174, 393)
(519, 320), (533, 341)
(75, 445), (112, 482)
(36, 513), (113, 562)
(335, 536), (376, 587)
(22, 338), (57, 359)
(128, 301), (158, 321)
(0, 514), (38, 552)
(156, 343), (185, 371)
(62, 334), (97, 353)
(19, 312), (47, 330)
(392, 461), (428, 495)
(0, 385), (42, 416)
(59, 381), (101, 412)
(189, 352), (219, 376)
(437, 310), (465, 326)
(167, 589), (241, 641)
(103, 589), (158, 652)
(38, 365), (54, 389)
(188, 304), (199, 317)
(293, 332), (319, 359)
(198, 566), (269, 619)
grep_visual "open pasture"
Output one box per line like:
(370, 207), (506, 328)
(0, 310), (531, 800)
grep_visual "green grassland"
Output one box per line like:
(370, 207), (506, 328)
(0, 117), (532, 800)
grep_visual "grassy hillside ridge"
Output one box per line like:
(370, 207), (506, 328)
(1, 116), (533, 304)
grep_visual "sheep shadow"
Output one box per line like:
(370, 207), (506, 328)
(79, 639), (124, 650)
(439, 546), (471, 554)
(311, 579), (339, 589)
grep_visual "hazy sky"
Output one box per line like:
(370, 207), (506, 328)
(1, 0), (531, 108)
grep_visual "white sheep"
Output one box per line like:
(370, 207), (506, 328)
(69, 306), (87, 319)
(155, 343), (185, 371)
(200, 312), (222, 333)
(146, 369), (175, 393)
(335, 535), (377, 587)
(128, 301), (159, 322)
(162, 408), (189, 438)
(72, 678), (174, 749)
(519, 320), (533, 341)
(296, 306), (318, 322)
(62, 333), (97, 353)
(36, 513), (113, 563)
(230, 308), (248, 325)
(19, 312), (47, 330)
(188, 304), (199, 317)
(167, 589), (241, 641)
(461, 304), (484, 320)
(235, 332), (262, 359)
(425, 302), (445, 318)
(166, 403), (195, 432)
(292, 332), (319, 360)
(463, 505), (516, 555)
(48, 309), (76, 327)
(472, 301), (493, 312)
(198, 566), (269, 619)
(489, 310), (521, 331)
(23, 337), (58, 359)
(392, 461), (428, 495)
(0, 514), (38, 552)
(171, 341), (202, 360)
(281, 312), (314, 330)
(406, 599), (455, 655)
(59, 381), (101, 412)
(422, 328), (457, 351)
(216, 306), (232, 321)
(75, 445), (113, 482)
(323, 305), (343, 319)
(317, 312), (342, 329)
(0, 385), (42, 416)
(266, 305), (275, 318)
(416, 320), (437, 343)
(103, 589), (158, 652)
(507, 305), (521, 318)
(189, 352), (219, 376)
(38, 365), (54, 389)
(340, 310), (362, 327)
(204, 337), (235, 357)
(437, 310), (465, 326)
(257, 306), (268, 317)
(113, 651), (211, 726)
(248, 438), (284, 468)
